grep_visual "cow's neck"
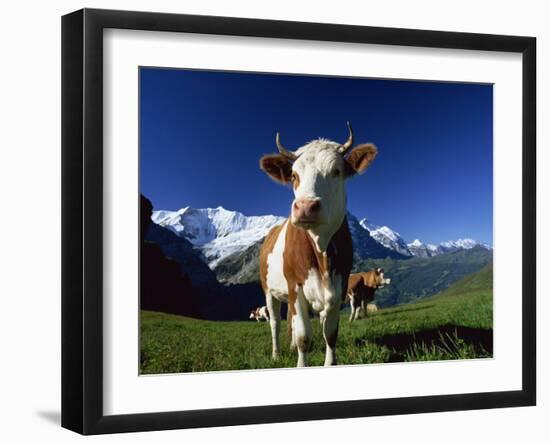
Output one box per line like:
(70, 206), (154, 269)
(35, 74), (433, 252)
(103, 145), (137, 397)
(305, 215), (345, 254)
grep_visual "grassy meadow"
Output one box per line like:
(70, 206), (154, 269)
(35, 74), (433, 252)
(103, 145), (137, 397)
(140, 265), (493, 374)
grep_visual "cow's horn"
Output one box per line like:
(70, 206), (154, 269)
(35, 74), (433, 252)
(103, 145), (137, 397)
(276, 132), (298, 161)
(338, 122), (354, 155)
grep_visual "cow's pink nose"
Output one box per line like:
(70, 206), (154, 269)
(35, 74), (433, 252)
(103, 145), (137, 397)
(293, 199), (321, 220)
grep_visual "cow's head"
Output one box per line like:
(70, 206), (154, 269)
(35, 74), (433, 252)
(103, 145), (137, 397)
(249, 310), (256, 320)
(260, 123), (377, 249)
(373, 268), (391, 288)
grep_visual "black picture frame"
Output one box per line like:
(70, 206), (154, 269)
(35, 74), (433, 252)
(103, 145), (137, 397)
(62, 8), (536, 435)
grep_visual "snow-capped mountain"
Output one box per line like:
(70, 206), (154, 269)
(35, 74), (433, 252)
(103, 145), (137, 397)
(151, 205), (491, 268)
(360, 218), (412, 256)
(347, 214), (407, 260)
(360, 218), (491, 257)
(440, 238), (490, 251)
(405, 239), (438, 257)
(406, 238), (490, 257)
(407, 237), (490, 257)
(152, 207), (285, 268)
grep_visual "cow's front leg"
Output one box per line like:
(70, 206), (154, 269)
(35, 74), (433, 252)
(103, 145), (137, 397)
(266, 293), (281, 360)
(321, 306), (340, 366)
(348, 294), (355, 322)
(293, 286), (312, 367)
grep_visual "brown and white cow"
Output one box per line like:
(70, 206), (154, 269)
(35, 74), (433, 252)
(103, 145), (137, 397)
(249, 306), (270, 322)
(259, 123), (378, 367)
(347, 268), (390, 322)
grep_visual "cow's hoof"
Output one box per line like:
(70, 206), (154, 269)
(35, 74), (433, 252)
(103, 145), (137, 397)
(271, 353), (280, 360)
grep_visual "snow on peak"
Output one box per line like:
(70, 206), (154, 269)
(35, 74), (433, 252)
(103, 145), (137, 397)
(151, 206), (491, 266)
(375, 226), (402, 242)
(359, 218), (379, 232)
(152, 206), (285, 268)
(360, 219), (411, 256)
(357, 218), (493, 258)
(441, 238), (479, 249)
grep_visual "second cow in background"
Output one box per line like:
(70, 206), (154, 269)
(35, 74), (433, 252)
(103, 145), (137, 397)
(347, 269), (390, 322)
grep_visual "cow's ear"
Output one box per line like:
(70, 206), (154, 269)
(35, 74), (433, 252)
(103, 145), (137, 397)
(344, 144), (378, 177)
(260, 154), (293, 184)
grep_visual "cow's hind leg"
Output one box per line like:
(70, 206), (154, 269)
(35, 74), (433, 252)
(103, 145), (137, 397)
(350, 297), (361, 322)
(321, 306), (340, 366)
(266, 293), (281, 360)
(293, 287), (312, 367)
(353, 296), (362, 321)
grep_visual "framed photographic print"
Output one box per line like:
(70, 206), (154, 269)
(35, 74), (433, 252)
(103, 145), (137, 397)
(61, 8), (536, 435)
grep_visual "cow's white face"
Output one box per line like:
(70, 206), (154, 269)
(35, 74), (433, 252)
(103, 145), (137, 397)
(260, 125), (378, 251)
(290, 140), (347, 230)
(375, 268), (391, 288)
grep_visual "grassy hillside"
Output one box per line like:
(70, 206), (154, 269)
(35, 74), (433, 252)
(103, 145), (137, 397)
(140, 265), (492, 374)
(355, 246), (492, 306)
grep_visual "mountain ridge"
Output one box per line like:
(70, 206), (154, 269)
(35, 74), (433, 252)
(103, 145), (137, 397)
(142, 198), (492, 317)
(360, 217), (490, 257)
(152, 206), (285, 268)
(153, 205), (491, 266)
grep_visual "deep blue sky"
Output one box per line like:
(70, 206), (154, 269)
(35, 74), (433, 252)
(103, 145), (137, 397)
(140, 68), (493, 245)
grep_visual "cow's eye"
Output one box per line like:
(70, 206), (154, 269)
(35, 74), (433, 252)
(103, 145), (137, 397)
(333, 169), (341, 177)
(291, 172), (297, 182)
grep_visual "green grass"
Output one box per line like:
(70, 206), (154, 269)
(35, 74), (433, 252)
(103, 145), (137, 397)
(140, 265), (493, 374)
